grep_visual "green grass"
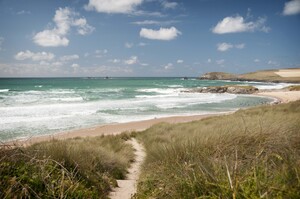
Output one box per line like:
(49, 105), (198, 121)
(0, 133), (134, 198)
(238, 69), (300, 83)
(135, 101), (300, 198)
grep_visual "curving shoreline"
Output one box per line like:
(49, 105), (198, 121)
(4, 90), (300, 147)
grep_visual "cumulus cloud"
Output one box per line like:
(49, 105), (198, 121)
(60, 54), (79, 61)
(177, 59), (184, 63)
(283, 0), (300, 15)
(217, 43), (233, 52)
(15, 50), (55, 61)
(164, 63), (173, 70)
(217, 43), (245, 52)
(85, 0), (143, 14)
(124, 56), (138, 65)
(33, 7), (94, 47)
(212, 15), (270, 34)
(140, 27), (181, 40)
(71, 63), (80, 68)
(161, 1), (178, 9)
(254, 59), (260, 63)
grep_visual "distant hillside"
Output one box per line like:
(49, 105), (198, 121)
(199, 68), (300, 83)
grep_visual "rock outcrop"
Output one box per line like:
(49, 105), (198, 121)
(184, 85), (258, 94)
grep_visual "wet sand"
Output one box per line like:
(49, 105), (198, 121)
(5, 90), (300, 147)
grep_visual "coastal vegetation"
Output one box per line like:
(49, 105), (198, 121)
(0, 134), (134, 198)
(1, 101), (299, 198)
(199, 68), (300, 83)
(135, 101), (300, 198)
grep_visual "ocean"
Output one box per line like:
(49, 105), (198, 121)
(0, 77), (291, 141)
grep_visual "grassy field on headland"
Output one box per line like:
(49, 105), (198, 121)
(1, 101), (300, 198)
(135, 101), (300, 198)
(199, 68), (300, 83)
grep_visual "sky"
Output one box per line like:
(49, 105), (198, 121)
(0, 0), (299, 77)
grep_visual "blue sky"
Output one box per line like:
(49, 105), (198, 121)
(0, 0), (299, 77)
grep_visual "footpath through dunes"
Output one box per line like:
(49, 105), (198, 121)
(109, 138), (146, 199)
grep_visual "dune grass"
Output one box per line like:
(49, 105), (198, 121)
(135, 101), (300, 198)
(0, 133), (134, 198)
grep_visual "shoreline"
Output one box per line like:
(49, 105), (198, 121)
(5, 113), (225, 147)
(4, 90), (300, 147)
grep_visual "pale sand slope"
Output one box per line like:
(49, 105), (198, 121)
(256, 91), (300, 103)
(109, 138), (146, 199)
(275, 69), (300, 77)
(8, 114), (222, 147)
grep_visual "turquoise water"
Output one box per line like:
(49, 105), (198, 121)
(0, 77), (285, 141)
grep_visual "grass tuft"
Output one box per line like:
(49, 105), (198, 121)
(0, 133), (134, 198)
(135, 101), (300, 198)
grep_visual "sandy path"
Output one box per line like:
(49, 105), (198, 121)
(109, 138), (146, 199)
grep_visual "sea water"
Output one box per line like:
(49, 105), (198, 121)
(0, 77), (286, 141)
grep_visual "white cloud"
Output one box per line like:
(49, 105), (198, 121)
(132, 20), (179, 26)
(125, 42), (134, 48)
(161, 1), (178, 9)
(109, 59), (121, 63)
(177, 59), (184, 63)
(164, 63), (173, 70)
(15, 50), (55, 61)
(71, 63), (80, 68)
(254, 59), (260, 63)
(283, 0), (300, 15)
(124, 56), (138, 65)
(33, 7), (94, 47)
(85, 0), (143, 14)
(216, 59), (225, 65)
(140, 27), (181, 41)
(212, 15), (270, 34)
(207, 58), (212, 63)
(217, 43), (233, 52)
(217, 43), (245, 52)
(95, 49), (108, 58)
(60, 54), (79, 61)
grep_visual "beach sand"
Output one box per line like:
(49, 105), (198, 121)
(7, 114), (223, 147)
(6, 90), (300, 147)
(256, 90), (300, 103)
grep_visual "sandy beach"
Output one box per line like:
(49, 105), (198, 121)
(256, 90), (300, 103)
(5, 90), (300, 147)
(7, 113), (224, 147)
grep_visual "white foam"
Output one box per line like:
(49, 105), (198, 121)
(0, 89), (9, 92)
(254, 83), (296, 90)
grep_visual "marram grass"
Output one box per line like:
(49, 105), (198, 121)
(0, 133), (134, 198)
(135, 101), (300, 199)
